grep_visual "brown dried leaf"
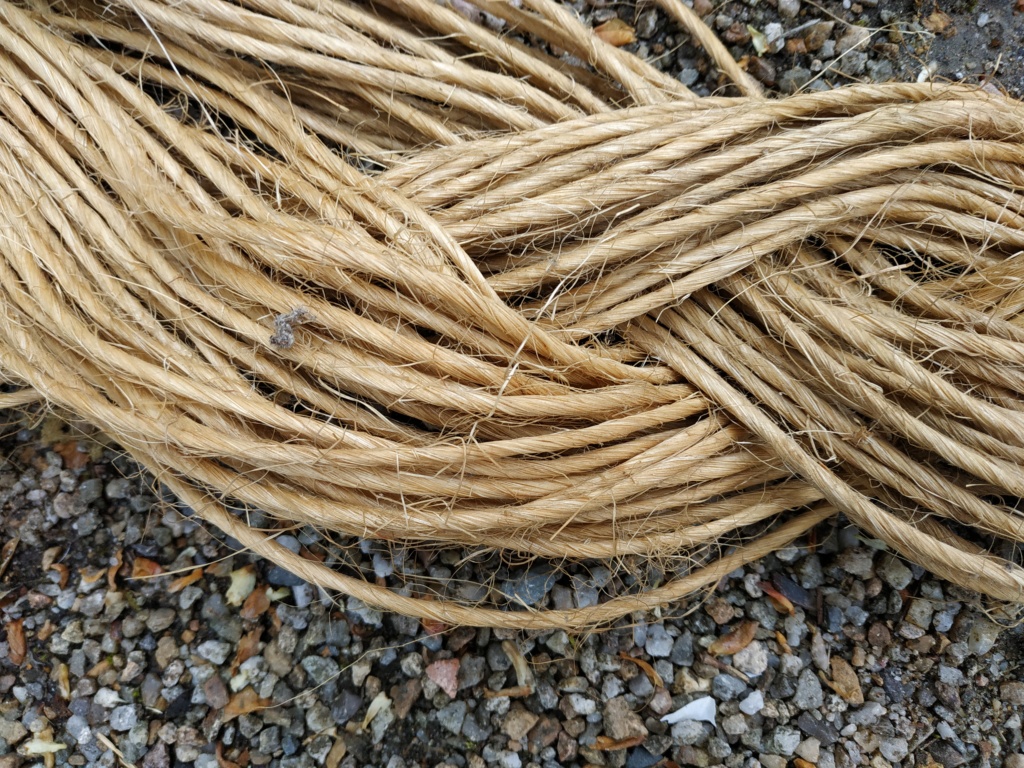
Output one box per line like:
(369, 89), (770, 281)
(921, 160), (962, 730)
(223, 688), (270, 721)
(0, 537), (18, 580)
(785, 37), (807, 54)
(759, 582), (795, 615)
(593, 734), (647, 750)
(79, 566), (106, 585)
(923, 10), (953, 34)
(167, 568), (204, 593)
(324, 738), (347, 768)
(775, 630), (793, 656)
(421, 616), (447, 636)
(240, 586), (270, 620)
(37, 619), (56, 642)
(426, 658), (460, 699)
(6, 617), (26, 665)
(231, 627), (264, 675)
(53, 441), (89, 470)
(618, 652), (664, 688)
(594, 18), (636, 47)
(131, 557), (164, 579)
(216, 743), (242, 768)
(51, 563), (70, 590)
(827, 657), (864, 705)
(708, 620), (758, 656)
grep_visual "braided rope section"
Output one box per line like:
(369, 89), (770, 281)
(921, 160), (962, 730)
(1, 0), (1023, 628)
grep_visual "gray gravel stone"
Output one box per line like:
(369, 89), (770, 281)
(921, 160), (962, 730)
(848, 701), (886, 726)
(968, 619), (1001, 655)
(346, 597), (383, 627)
(146, 608), (177, 633)
(770, 726), (802, 756)
(733, 640), (768, 677)
(778, 0), (800, 17)
(65, 713), (93, 745)
(306, 702), (333, 733)
(740, 690), (764, 715)
(837, 549), (875, 579)
(793, 667), (824, 710)
(301, 655), (339, 686)
(645, 624), (673, 657)
(438, 701), (467, 735)
(876, 553), (913, 590)
(501, 569), (556, 607)
(722, 713), (748, 737)
(196, 640), (231, 665)
(670, 631), (694, 666)
(880, 737), (910, 762)
(712, 673), (747, 701)
(671, 720), (709, 746)
(110, 704), (139, 732)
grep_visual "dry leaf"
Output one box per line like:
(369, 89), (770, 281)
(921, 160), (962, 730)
(37, 620), (56, 642)
(421, 616), (447, 635)
(168, 568), (204, 593)
(0, 537), (18, 580)
(240, 586), (270, 620)
(794, 759), (816, 768)
(216, 743), (242, 768)
(226, 564), (257, 606)
(360, 691), (392, 731)
(231, 627), (263, 675)
(57, 663), (71, 699)
(483, 684), (533, 699)
(619, 652), (664, 688)
(826, 657), (864, 705)
(759, 582), (795, 615)
(708, 620), (758, 656)
(50, 563), (70, 589)
(502, 640), (534, 689)
(426, 658), (460, 699)
(748, 25), (769, 55)
(18, 736), (67, 755)
(594, 18), (636, 47)
(923, 10), (953, 34)
(775, 630), (793, 656)
(325, 738), (347, 768)
(223, 688), (270, 721)
(40, 545), (61, 572)
(79, 566), (106, 585)
(6, 618), (26, 665)
(53, 440), (89, 470)
(131, 557), (164, 579)
(785, 38), (807, 54)
(593, 734), (647, 750)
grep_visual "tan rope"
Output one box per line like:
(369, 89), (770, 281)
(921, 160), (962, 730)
(2, 0), (1024, 627)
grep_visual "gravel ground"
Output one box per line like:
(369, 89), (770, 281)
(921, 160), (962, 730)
(3, 3), (1024, 768)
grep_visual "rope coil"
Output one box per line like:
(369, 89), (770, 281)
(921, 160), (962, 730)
(2, 0), (1023, 628)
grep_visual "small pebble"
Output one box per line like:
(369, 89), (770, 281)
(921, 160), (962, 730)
(739, 690), (764, 715)
(110, 705), (139, 732)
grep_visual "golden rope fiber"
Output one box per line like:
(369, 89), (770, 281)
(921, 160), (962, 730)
(1, 0), (1023, 627)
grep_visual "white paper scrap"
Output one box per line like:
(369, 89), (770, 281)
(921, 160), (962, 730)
(659, 695), (717, 727)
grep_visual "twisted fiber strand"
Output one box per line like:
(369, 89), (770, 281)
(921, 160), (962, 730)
(2, 1), (1024, 626)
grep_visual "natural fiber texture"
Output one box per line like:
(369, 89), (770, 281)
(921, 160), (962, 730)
(2, 0), (1024, 628)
